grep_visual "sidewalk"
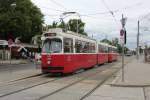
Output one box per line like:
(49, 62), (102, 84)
(0, 59), (30, 65)
(85, 56), (150, 100)
(112, 56), (150, 86)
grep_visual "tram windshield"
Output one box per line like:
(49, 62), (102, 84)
(42, 38), (62, 53)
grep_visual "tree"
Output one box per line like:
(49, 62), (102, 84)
(67, 19), (87, 36)
(0, 0), (44, 43)
(47, 19), (87, 36)
(101, 39), (112, 45)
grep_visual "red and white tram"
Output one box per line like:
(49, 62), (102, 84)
(41, 28), (118, 74)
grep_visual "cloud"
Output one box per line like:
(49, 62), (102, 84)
(31, 0), (150, 49)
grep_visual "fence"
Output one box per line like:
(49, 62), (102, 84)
(0, 50), (10, 63)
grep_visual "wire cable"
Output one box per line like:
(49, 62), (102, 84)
(40, 6), (66, 12)
(100, 0), (119, 27)
(49, 0), (69, 11)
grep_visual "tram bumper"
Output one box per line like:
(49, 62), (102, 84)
(41, 66), (64, 73)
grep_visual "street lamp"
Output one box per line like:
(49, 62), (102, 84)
(11, 3), (16, 7)
(9, 3), (16, 64)
(61, 12), (81, 33)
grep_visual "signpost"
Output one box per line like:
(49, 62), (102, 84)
(120, 14), (127, 82)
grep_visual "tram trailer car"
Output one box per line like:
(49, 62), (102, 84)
(108, 45), (118, 62)
(97, 43), (109, 65)
(41, 28), (118, 74)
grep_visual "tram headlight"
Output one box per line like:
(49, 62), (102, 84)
(47, 58), (51, 64)
(47, 60), (51, 64)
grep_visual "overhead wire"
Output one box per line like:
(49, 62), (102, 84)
(40, 2), (143, 19)
(140, 12), (150, 21)
(40, 0), (145, 30)
(100, 0), (118, 25)
(40, 6), (66, 12)
(48, 0), (69, 11)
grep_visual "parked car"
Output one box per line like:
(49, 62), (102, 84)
(125, 51), (133, 56)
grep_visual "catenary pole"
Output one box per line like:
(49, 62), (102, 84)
(137, 20), (140, 60)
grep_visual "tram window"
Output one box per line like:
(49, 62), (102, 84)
(108, 47), (111, 52)
(89, 43), (92, 53)
(99, 45), (104, 53)
(91, 43), (96, 53)
(75, 40), (95, 53)
(112, 48), (117, 53)
(98, 45), (101, 53)
(103, 46), (107, 53)
(64, 38), (73, 53)
(82, 42), (89, 53)
(105, 47), (108, 53)
(75, 40), (82, 53)
(102, 46), (105, 53)
(42, 38), (62, 53)
(109, 47), (112, 53)
(112, 48), (114, 53)
(89, 43), (95, 53)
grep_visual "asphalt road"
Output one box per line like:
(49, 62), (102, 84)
(0, 63), (41, 84)
(0, 63), (38, 72)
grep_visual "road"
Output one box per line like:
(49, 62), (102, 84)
(0, 56), (133, 100)
(0, 63), (41, 84)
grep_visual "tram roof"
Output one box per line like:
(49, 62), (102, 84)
(43, 28), (96, 43)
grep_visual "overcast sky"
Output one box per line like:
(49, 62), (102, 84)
(31, 0), (150, 49)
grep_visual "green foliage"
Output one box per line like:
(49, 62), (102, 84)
(101, 39), (112, 45)
(0, 0), (44, 43)
(48, 19), (87, 36)
(67, 19), (87, 36)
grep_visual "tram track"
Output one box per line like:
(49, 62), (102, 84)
(0, 74), (60, 98)
(37, 57), (132, 100)
(0, 73), (44, 87)
(38, 67), (119, 100)
(0, 62), (117, 100)
(0, 57), (133, 100)
(36, 62), (119, 100)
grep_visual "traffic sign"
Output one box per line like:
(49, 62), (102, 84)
(120, 29), (127, 45)
(120, 29), (124, 37)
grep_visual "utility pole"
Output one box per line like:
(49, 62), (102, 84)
(122, 14), (125, 82)
(137, 20), (140, 60)
(120, 14), (127, 82)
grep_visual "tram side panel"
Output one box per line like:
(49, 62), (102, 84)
(98, 53), (109, 64)
(104, 53), (109, 63)
(97, 53), (104, 64)
(64, 54), (97, 73)
(41, 54), (97, 74)
(108, 53), (118, 62)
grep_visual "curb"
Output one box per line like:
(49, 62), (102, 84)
(110, 83), (150, 87)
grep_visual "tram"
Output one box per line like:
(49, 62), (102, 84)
(41, 28), (118, 74)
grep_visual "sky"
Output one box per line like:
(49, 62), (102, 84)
(31, 0), (150, 49)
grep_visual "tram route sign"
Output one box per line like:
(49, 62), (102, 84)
(120, 29), (124, 45)
(120, 29), (126, 45)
